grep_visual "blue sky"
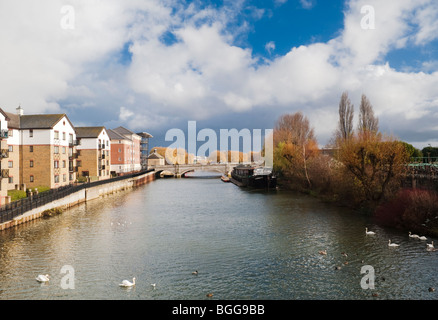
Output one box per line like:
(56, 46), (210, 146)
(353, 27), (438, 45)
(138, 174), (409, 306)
(1, 0), (438, 150)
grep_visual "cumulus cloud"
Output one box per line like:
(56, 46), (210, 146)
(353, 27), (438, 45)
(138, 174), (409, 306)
(1, 0), (438, 148)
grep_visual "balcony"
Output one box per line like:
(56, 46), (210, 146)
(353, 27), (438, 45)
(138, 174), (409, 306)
(0, 149), (9, 158)
(68, 153), (78, 160)
(0, 130), (8, 139)
(69, 139), (80, 147)
(1, 169), (9, 178)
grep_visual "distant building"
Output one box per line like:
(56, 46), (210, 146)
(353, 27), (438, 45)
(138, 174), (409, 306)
(75, 126), (111, 180)
(147, 149), (165, 166)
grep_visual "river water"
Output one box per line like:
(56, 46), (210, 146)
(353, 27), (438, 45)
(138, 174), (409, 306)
(0, 175), (436, 300)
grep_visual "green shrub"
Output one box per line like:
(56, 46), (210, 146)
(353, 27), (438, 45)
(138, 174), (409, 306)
(7, 189), (27, 201)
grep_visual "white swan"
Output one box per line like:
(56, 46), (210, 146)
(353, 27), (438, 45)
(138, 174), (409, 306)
(409, 232), (419, 239)
(36, 274), (50, 282)
(427, 241), (434, 249)
(419, 236), (427, 240)
(365, 228), (376, 235)
(388, 240), (400, 247)
(119, 277), (136, 287)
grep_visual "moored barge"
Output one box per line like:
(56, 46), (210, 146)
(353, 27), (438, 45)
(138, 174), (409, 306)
(230, 164), (276, 189)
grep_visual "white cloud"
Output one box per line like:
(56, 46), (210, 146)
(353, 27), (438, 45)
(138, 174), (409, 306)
(1, 0), (438, 147)
(300, 0), (315, 9)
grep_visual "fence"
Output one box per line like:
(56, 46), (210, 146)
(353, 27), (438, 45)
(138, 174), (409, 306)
(0, 169), (154, 224)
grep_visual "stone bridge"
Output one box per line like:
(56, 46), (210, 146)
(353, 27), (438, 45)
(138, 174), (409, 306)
(150, 163), (239, 177)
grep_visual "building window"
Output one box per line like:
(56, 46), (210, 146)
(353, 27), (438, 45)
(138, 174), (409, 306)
(8, 130), (13, 137)
(8, 145), (12, 152)
(62, 146), (66, 154)
(118, 157), (121, 161)
(69, 173), (73, 181)
(8, 161), (12, 168)
(54, 175), (59, 183)
(118, 148), (121, 153)
(54, 146), (59, 154)
(29, 129), (33, 137)
(63, 132), (66, 140)
(77, 160), (82, 167)
(29, 145), (33, 152)
(30, 160), (34, 168)
(30, 175), (34, 182)
(63, 174), (66, 182)
(69, 133), (73, 144)
(62, 160), (66, 168)
(8, 177), (13, 184)
(54, 160), (59, 168)
(54, 131), (59, 139)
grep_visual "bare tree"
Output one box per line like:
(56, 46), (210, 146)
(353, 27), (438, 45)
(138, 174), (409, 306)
(337, 91), (354, 142)
(358, 94), (379, 134)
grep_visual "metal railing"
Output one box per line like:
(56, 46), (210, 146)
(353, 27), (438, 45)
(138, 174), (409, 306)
(0, 169), (154, 224)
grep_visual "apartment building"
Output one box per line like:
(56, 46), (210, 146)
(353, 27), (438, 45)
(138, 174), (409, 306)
(1, 107), (78, 190)
(108, 127), (141, 174)
(0, 109), (11, 205)
(75, 126), (111, 180)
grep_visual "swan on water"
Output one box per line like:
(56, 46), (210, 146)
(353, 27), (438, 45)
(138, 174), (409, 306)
(388, 240), (400, 247)
(419, 236), (427, 240)
(427, 241), (434, 249)
(409, 232), (419, 239)
(119, 277), (136, 287)
(36, 274), (50, 282)
(365, 228), (376, 235)
(192, 270), (198, 275)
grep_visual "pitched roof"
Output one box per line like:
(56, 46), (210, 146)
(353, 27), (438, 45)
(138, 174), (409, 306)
(148, 152), (164, 159)
(107, 128), (130, 141)
(113, 126), (136, 136)
(3, 111), (19, 129)
(13, 114), (74, 129)
(0, 108), (11, 122)
(75, 126), (106, 138)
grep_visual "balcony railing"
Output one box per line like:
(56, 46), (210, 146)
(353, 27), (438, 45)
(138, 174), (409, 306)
(0, 130), (9, 139)
(69, 140), (80, 147)
(1, 169), (9, 178)
(0, 149), (9, 158)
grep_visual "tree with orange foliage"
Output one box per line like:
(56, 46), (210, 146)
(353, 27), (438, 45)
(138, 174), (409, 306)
(337, 131), (409, 204)
(273, 112), (319, 189)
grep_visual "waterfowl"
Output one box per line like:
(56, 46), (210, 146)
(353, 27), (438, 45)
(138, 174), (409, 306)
(409, 232), (419, 239)
(365, 228), (375, 235)
(318, 250), (327, 255)
(151, 283), (156, 288)
(36, 274), (50, 282)
(206, 293), (213, 298)
(429, 287), (435, 292)
(419, 236), (427, 240)
(427, 241), (434, 249)
(192, 270), (198, 275)
(119, 277), (136, 287)
(388, 240), (400, 247)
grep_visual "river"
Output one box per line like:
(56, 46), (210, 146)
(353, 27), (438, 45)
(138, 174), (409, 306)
(0, 175), (436, 300)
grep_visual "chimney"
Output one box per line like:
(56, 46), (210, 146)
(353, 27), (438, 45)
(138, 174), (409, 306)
(16, 105), (24, 116)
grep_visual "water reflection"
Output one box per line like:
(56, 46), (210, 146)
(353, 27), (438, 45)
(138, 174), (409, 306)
(0, 178), (436, 300)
